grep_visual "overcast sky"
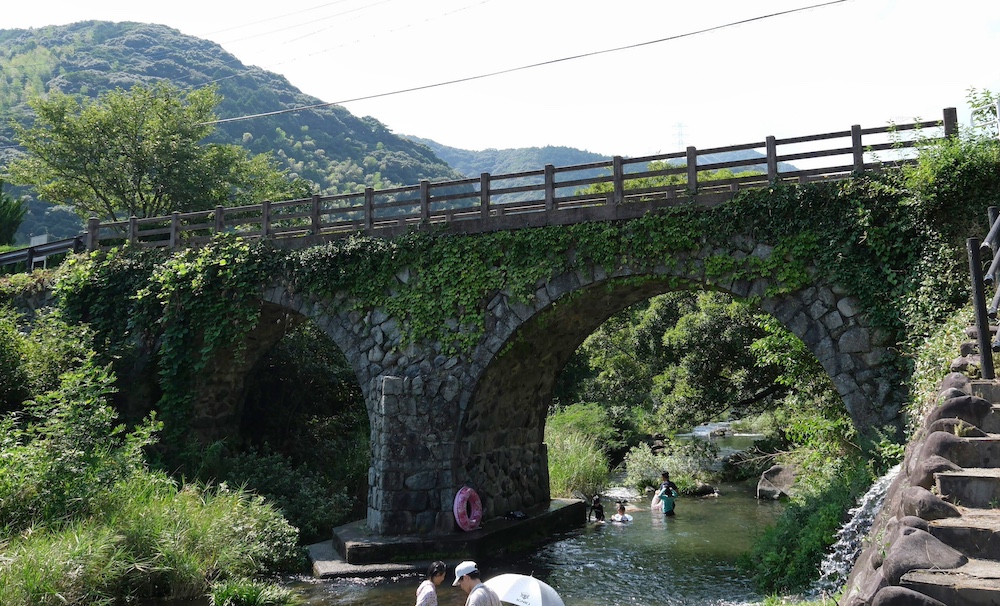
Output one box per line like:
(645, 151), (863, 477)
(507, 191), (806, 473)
(4, 0), (1000, 157)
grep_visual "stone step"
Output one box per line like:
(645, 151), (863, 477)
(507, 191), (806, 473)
(930, 507), (1000, 560)
(962, 437), (1000, 468)
(937, 468), (1000, 509)
(985, 405), (1000, 434)
(901, 558), (1000, 606)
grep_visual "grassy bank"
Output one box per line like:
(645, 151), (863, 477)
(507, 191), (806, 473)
(0, 310), (304, 605)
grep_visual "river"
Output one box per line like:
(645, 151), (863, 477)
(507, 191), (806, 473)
(287, 477), (785, 605)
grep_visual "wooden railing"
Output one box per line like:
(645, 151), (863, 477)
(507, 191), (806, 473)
(1, 108), (959, 268)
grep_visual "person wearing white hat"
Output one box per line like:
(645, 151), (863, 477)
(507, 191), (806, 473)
(452, 560), (502, 606)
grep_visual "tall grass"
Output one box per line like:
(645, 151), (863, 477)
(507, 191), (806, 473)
(546, 431), (609, 498)
(0, 357), (303, 605)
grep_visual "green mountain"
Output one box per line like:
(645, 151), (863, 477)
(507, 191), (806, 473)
(0, 20), (463, 242)
(407, 136), (798, 180)
(402, 137), (612, 177)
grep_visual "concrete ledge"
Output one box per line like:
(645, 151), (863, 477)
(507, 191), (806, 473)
(321, 498), (585, 569)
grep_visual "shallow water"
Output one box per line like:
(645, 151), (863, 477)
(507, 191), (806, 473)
(289, 479), (785, 606)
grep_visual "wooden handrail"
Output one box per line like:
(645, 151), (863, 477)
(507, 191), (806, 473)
(0, 109), (960, 269)
(79, 107), (955, 251)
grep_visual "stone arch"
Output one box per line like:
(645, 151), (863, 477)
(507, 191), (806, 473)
(456, 237), (899, 525)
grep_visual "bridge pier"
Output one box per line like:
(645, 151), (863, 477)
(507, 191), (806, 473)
(367, 374), (458, 534)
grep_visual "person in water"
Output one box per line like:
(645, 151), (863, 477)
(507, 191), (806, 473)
(653, 471), (680, 516)
(415, 560), (446, 606)
(589, 494), (605, 522)
(611, 502), (633, 523)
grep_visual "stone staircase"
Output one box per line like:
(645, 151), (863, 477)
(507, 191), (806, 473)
(840, 327), (1000, 606)
(900, 406), (1000, 605)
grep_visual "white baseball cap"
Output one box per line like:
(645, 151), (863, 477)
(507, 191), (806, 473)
(452, 560), (477, 586)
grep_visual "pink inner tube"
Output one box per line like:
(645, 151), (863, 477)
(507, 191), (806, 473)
(453, 486), (483, 531)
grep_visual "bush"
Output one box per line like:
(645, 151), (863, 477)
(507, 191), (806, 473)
(738, 456), (873, 594)
(0, 361), (151, 531)
(620, 438), (719, 494)
(21, 309), (97, 396)
(0, 360), (304, 604)
(546, 402), (617, 448)
(219, 447), (353, 544)
(0, 307), (28, 411)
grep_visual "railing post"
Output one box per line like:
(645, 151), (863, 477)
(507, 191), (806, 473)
(87, 217), (100, 251)
(544, 164), (555, 212)
(969, 237), (995, 379)
(25, 247), (34, 273)
(766, 136), (778, 182)
(612, 156), (624, 206)
(261, 200), (271, 239)
(214, 205), (225, 233)
(851, 124), (864, 174)
(170, 211), (180, 249)
(480, 173), (491, 221)
(420, 179), (430, 222)
(128, 215), (138, 245)
(944, 107), (958, 138)
(364, 187), (374, 231)
(311, 194), (321, 235)
(686, 146), (698, 194)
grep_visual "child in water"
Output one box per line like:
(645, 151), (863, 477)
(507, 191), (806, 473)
(611, 502), (633, 523)
(589, 494), (605, 522)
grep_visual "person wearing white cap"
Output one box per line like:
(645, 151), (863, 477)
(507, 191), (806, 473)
(452, 560), (502, 606)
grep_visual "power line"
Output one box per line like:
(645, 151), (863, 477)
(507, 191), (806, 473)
(186, 0), (495, 91)
(205, 0), (851, 126)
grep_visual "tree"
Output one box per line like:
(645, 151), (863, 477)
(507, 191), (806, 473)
(8, 83), (310, 222)
(556, 290), (830, 432)
(0, 181), (26, 245)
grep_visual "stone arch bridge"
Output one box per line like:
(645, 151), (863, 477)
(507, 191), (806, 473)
(184, 234), (894, 537)
(5, 111), (958, 538)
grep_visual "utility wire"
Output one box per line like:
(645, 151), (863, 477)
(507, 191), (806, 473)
(205, 0), (851, 126)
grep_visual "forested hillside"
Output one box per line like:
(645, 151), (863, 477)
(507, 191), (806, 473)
(0, 20), (464, 240)
(405, 136), (798, 180)
(403, 136), (611, 177)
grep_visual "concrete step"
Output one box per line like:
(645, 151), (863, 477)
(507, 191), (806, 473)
(901, 558), (1000, 606)
(937, 468), (1000, 509)
(930, 507), (1000, 560)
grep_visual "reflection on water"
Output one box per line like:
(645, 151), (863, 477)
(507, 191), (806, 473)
(289, 480), (784, 606)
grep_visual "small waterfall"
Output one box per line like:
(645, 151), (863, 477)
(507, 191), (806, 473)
(808, 463), (901, 598)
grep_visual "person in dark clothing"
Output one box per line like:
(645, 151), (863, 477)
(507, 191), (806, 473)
(654, 471), (680, 516)
(589, 494), (605, 522)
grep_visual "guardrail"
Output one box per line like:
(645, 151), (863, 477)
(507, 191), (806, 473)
(0, 235), (86, 272)
(1, 108), (959, 269)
